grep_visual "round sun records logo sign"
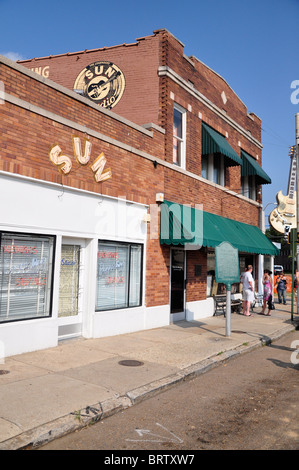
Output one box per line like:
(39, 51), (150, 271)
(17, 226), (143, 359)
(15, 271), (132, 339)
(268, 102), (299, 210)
(74, 61), (125, 109)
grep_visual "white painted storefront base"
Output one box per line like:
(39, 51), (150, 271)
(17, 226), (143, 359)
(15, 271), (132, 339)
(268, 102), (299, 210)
(186, 298), (214, 321)
(92, 304), (170, 338)
(1, 318), (58, 358)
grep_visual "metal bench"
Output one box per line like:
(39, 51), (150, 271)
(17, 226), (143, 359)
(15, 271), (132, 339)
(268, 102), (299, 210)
(213, 294), (242, 316)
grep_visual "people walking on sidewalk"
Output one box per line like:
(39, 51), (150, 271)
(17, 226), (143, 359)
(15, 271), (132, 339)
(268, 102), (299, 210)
(261, 269), (273, 316)
(241, 265), (254, 316)
(275, 271), (287, 305)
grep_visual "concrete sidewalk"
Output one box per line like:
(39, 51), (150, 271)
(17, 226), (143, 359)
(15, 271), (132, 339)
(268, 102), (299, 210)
(0, 302), (297, 450)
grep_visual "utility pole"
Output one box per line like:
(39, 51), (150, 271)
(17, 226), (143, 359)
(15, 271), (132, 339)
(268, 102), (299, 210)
(296, 113), (299, 315)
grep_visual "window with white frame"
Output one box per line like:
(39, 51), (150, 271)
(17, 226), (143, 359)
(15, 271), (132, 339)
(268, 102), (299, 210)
(173, 104), (186, 168)
(0, 232), (55, 323)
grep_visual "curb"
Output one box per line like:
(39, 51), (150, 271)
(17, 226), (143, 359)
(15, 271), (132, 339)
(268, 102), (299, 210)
(0, 323), (295, 450)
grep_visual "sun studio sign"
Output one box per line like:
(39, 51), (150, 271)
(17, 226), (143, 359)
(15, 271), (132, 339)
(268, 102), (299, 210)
(49, 135), (112, 183)
(73, 61), (126, 109)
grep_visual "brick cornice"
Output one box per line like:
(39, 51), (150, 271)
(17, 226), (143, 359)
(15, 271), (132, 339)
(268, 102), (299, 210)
(158, 65), (263, 150)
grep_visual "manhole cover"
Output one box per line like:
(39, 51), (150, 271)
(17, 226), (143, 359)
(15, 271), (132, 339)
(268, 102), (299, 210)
(118, 360), (144, 367)
(0, 370), (9, 375)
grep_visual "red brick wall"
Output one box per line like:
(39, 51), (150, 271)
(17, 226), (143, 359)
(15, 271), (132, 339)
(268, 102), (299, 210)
(19, 29), (263, 174)
(187, 250), (208, 302)
(161, 31), (261, 143)
(18, 34), (161, 127)
(1, 27), (264, 309)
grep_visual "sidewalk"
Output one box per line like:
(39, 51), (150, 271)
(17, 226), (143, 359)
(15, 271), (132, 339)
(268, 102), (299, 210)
(0, 301), (297, 450)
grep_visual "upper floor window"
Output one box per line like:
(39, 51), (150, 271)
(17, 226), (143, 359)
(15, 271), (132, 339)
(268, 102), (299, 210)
(173, 104), (186, 168)
(241, 175), (257, 201)
(201, 154), (208, 179)
(240, 149), (271, 201)
(201, 154), (226, 186)
(201, 123), (242, 187)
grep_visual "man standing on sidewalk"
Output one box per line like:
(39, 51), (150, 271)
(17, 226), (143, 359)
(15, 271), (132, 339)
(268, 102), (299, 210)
(242, 265), (254, 316)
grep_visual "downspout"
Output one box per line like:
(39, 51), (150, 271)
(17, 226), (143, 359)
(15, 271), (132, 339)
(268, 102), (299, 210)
(258, 195), (264, 295)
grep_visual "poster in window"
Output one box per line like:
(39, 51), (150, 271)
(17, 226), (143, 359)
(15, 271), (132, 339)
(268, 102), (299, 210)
(96, 242), (142, 311)
(0, 233), (54, 322)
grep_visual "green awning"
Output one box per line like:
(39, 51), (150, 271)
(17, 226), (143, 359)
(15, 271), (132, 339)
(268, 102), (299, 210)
(160, 200), (203, 248)
(241, 150), (271, 184)
(202, 122), (243, 167)
(160, 200), (279, 255)
(201, 210), (278, 255)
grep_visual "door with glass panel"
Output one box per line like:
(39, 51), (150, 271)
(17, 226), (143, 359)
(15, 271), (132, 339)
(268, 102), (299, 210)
(170, 248), (186, 322)
(58, 242), (83, 338)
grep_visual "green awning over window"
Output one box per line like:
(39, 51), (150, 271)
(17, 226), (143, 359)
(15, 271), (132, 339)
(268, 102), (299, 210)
(202, 122), (243, 167)
(241, 150), (271, 184)
(160, 200), (279, 256)
(160, 200), (203, 248)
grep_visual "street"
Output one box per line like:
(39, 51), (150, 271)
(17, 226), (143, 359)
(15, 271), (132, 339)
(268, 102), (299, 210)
(40, 329), (299, 451)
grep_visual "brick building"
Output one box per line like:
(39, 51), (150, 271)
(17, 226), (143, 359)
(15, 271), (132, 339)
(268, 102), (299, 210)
(0, 29), (277, 357)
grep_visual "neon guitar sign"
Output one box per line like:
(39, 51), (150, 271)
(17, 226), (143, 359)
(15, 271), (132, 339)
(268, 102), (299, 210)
(269, 146), (297, 233)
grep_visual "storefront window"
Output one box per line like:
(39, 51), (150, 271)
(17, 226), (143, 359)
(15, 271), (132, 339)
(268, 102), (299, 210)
(96, 241), (142, 311)
(0, 232), (55, 322)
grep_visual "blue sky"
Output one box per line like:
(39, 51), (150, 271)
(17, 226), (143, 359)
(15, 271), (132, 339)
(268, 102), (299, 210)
(1, 0), (298, 226)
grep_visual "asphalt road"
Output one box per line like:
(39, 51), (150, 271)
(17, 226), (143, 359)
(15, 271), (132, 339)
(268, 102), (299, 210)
(40, 329), (299, 451)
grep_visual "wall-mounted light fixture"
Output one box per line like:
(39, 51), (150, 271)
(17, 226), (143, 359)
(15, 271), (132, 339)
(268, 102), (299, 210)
(156, 193), (164, 203)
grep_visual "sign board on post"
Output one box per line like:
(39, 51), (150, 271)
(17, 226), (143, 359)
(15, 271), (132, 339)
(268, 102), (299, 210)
(215, 242), (240, 336)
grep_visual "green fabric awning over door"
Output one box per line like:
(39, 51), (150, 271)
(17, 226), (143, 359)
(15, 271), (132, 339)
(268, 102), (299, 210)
(201, 122), (243, 167)
(201, 210), (278, 255)
(241, 150), (271, 184)
(160, 200), (203, 247)
(160, 200), (279, 256)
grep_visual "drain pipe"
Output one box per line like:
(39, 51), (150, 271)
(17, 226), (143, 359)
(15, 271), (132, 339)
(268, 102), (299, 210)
(258, 210), (264, 295)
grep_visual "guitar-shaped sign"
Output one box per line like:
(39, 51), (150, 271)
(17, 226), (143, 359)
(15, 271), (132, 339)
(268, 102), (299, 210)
(269, 146), (297, 234)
